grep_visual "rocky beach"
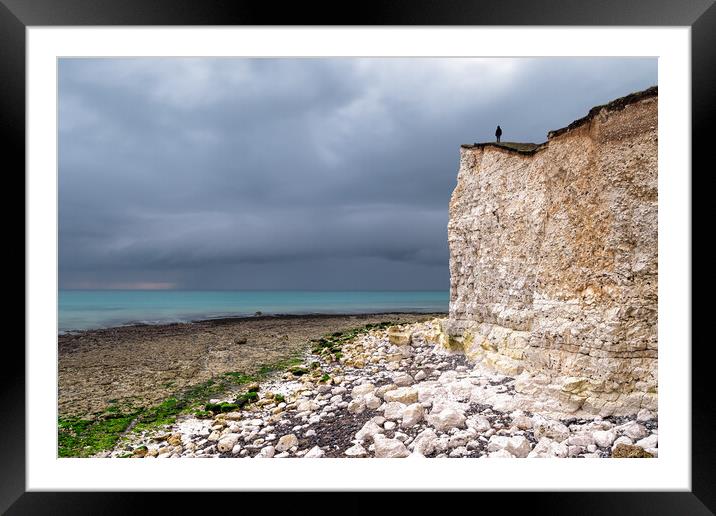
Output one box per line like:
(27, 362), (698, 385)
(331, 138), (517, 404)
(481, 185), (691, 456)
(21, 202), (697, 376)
(63, 317), (657, 459)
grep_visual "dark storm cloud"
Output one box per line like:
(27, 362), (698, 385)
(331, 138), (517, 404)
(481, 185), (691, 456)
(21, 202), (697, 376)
(58, 57), (657, 290)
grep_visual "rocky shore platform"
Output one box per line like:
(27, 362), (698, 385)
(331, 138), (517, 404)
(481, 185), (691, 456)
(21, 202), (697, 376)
(101, 319), (658, 459)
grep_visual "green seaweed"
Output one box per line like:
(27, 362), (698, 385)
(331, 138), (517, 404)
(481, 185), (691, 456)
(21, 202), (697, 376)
(58, 413), (137, 458)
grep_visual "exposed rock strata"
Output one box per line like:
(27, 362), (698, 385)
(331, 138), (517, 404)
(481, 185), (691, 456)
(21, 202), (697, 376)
(444, 88), (658, 416)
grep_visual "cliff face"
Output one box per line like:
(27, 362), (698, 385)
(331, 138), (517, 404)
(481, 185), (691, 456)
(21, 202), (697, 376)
(444, 88), (657, 416)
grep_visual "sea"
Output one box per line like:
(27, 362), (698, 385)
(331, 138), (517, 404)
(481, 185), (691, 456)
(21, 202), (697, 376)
(58, 290), (449, 332)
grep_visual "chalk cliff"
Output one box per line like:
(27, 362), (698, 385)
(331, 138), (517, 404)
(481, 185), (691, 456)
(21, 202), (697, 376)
(442, 87), (658, 416)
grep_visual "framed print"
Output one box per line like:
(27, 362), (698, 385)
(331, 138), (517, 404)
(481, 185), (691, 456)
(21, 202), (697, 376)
(5, 0), (713, 513)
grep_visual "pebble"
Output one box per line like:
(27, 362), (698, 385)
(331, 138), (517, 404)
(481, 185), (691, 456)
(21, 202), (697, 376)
(110, 320), (657, 460)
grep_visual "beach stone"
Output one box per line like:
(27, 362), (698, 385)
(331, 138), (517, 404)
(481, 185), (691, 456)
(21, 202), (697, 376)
(304, 446), (325, 458)
(364, 394), (382, 410)
(255, 445), (275, 458)
(487, 435), (532, 458)
(375, 384), (397, 399)
(217, 433), (240, 453)
(373, 435), (410, 458)
(594, 430), (616, 448)
(448, 431), (472, 449)
(276, 434), (299, 452)
(372, 416), (386, 426)
(612, 436), (633, 450)
(438, 370), (459, 384)
(414, 370), (427, 381)
(383, 402), (407, 420)
(512, 415), (533, 430)
(488, 449), (515, 458)
(446, 380), (473, 401)
(356, 421), (384, 442)
(384, 421), (397, 431)
(401, 403), (424, 429)
(466, 415), (491, 433)
(393, 373), (414, 387)
(527, 437), (569, 458)
(345, 443), (368, 457)
(351, 383), (376, 399)
(427, 408), (466, 433)
(532, 416), (570, 443)
(637, 409), (656, 422)
(383, 387), (419, 404)
(411, 428), (439, 455)
(636, 434), (658, 449)
(348, 398), (366, 414)
(231, 444), (242, 455)
(622, 422), (648, 440)
(567, 433), (595, 447)
(246, 383), (260, 393)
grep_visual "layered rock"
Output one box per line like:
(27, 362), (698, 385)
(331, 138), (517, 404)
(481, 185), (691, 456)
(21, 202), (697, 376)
(443, 87), (658, 416)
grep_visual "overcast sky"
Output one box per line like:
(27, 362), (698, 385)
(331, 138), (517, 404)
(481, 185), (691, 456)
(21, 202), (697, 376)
(58, 58), (657, 291)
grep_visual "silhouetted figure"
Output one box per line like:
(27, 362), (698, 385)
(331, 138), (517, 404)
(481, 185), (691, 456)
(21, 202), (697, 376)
(495, 125), (502, 143)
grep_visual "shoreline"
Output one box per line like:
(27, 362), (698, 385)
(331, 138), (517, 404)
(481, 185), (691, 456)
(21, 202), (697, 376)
(59, 310), (448, 336)
(58, 312), (445, 422)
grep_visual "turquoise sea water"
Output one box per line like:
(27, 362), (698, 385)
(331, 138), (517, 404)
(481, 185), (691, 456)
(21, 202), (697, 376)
(58, 290), (449, 332)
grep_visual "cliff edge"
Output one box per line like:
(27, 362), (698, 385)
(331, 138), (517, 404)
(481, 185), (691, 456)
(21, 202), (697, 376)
(442, 87), (658, 417)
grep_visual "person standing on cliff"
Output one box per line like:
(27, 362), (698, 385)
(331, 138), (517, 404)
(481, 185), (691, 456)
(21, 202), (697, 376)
(495, 125), (502, 142)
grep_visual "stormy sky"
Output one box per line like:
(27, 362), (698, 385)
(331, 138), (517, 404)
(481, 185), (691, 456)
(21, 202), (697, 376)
(59, 58), (657, 291)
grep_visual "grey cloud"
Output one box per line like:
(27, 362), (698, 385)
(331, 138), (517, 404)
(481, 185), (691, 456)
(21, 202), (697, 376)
(59, 57), (657, 290)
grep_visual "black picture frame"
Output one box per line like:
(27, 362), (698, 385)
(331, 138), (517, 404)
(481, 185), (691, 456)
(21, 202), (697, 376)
(5, 0), (712, 513)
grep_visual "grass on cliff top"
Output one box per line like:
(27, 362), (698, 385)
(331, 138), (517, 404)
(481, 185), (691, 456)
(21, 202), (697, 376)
(493, 142), (541, 152)
(58, 321), (395, 457)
